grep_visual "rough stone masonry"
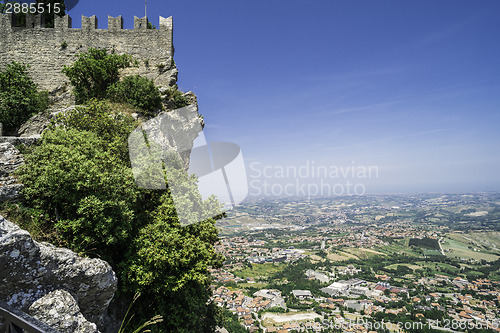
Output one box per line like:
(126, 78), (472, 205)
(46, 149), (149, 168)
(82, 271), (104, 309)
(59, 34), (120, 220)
(0, 13), (176, 93)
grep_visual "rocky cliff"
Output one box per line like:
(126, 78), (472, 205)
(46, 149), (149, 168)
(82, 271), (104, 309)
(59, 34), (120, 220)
(0, 215), (117, 332)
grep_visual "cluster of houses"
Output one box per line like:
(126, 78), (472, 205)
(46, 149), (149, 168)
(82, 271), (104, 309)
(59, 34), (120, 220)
(212, 287), (286, 332)
(320, 278), (395, 299)
(247, 248), (307, 264)
(209, 268), (246, 284)
(212, 272), (500, 332)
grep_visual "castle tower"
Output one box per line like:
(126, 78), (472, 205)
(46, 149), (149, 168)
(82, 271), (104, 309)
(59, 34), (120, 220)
(0, 14), (175, 92)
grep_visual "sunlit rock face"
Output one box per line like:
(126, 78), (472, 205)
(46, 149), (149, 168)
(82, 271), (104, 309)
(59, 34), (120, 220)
(0, 142), (24, 202)
(0, 215), (117, 327)
(29, 290), (99, 333)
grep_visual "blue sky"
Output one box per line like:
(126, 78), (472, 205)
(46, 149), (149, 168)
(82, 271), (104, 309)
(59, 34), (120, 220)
(68, 0), (500, 195)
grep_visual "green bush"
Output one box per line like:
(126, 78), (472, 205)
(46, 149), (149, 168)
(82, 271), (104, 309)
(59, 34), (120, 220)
(217, 308), (248, 333)
(62, 48), (132, 103)
(266, 306), (287, 313)
(123, 191), (222, 292)
(0, 62), (49, 134)
(50, 99), (136, 162)
(17, 128), (139, 263)
(107, 75), (163, 116)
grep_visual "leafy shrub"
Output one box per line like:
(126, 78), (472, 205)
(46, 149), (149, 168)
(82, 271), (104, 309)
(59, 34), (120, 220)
(50, 99), (136, 162)
(62, 48), (132, 103)
(0, 62), (49, 134)
(123, 191), (222, 292)
(217, 308), (248, 333)
(18, 101), (140, 264)
(17, 128), (139, 263)
(107, 75), (163, 116)
(266, 306), (287, 313)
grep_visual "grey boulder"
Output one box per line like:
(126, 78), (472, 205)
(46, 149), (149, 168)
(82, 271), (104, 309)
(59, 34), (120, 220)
(29, 290), (99, 333)
(0, 215), (117, 326)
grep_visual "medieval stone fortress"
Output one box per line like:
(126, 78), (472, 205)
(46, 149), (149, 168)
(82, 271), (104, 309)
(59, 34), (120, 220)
(0, 11), (205, 332)
(0, 12), (194, 200)
(0, 13), (176, 94)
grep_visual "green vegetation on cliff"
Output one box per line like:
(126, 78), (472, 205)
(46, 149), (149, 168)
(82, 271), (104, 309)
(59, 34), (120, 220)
(8, 49), (225, 332)
(62, 48), (133, 103)
(62, 48), (178, 117)
(17, 99), (223, 332)
(107, 75), (163, 116)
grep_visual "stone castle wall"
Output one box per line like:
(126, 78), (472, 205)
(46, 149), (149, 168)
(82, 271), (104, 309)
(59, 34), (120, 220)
(0, 13), (175, 93)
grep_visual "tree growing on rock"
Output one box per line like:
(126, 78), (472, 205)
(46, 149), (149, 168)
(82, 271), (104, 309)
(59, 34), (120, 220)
(62, 48), (132, 103)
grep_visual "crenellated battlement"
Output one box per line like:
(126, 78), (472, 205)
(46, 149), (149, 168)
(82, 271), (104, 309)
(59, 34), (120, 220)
(0, 14), (176, 92)
(0, 13), (172, 31)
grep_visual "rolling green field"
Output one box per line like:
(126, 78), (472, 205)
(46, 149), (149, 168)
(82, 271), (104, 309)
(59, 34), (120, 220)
(442, 235), (499, 262)
(327, 250), (359, 261)
(237, 282), (267, 289)
(232, 263), (284, 280)
(447, 232), (500, 254)
(376, 241), (422, 257)
(386, 263), (422, 271)
(343, 247), (387, 259)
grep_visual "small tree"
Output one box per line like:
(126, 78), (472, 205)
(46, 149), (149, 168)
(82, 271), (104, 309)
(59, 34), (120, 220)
(0, 62), (48, 134)
(62, 48), (132, 103)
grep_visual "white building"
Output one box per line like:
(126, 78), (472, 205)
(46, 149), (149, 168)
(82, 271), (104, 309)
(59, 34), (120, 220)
(292, 290), (312, 299)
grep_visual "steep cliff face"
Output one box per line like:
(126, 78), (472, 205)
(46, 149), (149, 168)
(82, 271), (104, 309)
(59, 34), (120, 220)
(0, 94), (204, 330)
(0, 215), (117, 330)
(0, 12), (206, 330)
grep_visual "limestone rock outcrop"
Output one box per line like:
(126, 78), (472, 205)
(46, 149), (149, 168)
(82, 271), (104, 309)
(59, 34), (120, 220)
(136, 95), (203, 167)
(0, 215), (117, 326)
(17, 113), (51, 138)
(17, 106), (76, 138)
(29, 290), (99, 333)
(0, 142), (24, 201)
